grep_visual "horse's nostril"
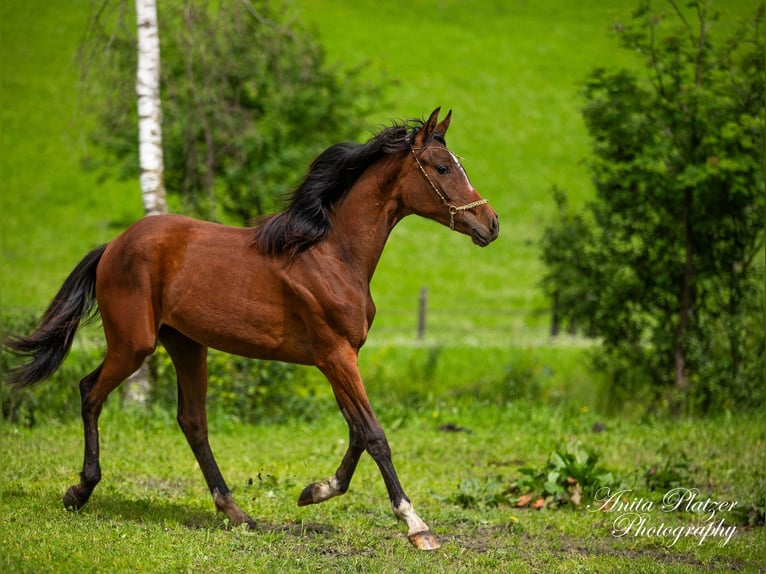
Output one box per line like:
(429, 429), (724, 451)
(490, 215), (499, 235)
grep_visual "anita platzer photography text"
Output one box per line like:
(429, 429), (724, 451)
(591, 487), (740, 547)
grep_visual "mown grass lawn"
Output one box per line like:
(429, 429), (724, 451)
(2, 402), (764, 573)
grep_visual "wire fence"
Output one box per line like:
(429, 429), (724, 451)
(368, 287), (556, 347)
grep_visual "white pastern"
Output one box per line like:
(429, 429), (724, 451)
(311, 476), (341, 503)
(393, 499), (430, 536)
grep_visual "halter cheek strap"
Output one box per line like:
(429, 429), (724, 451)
(409, 145), (489, 230)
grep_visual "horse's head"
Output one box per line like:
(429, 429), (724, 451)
(402, 108), (499, 247)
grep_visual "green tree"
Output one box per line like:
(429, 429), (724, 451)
(85, 0), (381, 223)
(541, 1), (765, 413)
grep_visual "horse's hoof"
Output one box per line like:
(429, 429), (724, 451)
(212, 488), (256, 529)
(63, 486), (86, 510)
(297, 484), (315, 506)
(408, 530), (441, 551)
(242, 516), (257, 530)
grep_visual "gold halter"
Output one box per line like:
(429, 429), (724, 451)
(409, 145), (489, 230)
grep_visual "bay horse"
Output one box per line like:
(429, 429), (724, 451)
(4, 108), (498, 550)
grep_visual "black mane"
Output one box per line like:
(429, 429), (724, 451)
(253, 119), (424, 257)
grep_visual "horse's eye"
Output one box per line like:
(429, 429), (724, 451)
(436, 165), (450, 175)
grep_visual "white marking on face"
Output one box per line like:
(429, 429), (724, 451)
(449, 151), (474, 189)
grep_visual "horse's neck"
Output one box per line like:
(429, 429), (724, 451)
(326, 161), (404, 282)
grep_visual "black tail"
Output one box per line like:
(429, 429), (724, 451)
(3, 244), (107, 389)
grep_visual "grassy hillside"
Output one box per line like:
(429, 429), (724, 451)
(1, 0), (760, 344)
(299, 0), (762, 343)
(302, 0), (638, 342)
(0, 1), (142, 313)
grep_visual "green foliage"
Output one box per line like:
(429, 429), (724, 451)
(511, 440), (618, 509)
(445, 440), (619, 511)
(643, 447), (693, 491)
(84, 0), (382, 223)
(442, 476), (511, 510)
(435, 348), (553, 406)
(1, 312), (580, 426)
(540, 1), (766, 413)
(150, 345), (331, 425)
(1, 311), (93, 426)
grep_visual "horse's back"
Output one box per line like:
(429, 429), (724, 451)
(100, 214), (253, 276)
(96, 214), (314, 362)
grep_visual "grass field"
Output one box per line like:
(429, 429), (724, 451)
(2, 0), (764, 572)
(2, 403), (765, 573)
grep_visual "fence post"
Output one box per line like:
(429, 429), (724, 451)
(417, 286), (428, 340)
(550, 290), (560, 337)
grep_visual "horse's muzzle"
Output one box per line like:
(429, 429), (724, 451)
(470, 213), (499, 247)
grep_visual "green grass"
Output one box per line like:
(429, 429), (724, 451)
(0, 2), (142, 312)
(2, 404), (764, 572)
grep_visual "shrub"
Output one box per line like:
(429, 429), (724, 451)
(150, 345), (331, 425)
(1, 311), (100, 425)
(511, 440), (618, 509)
(540, 2), (765, 414)
(444, 440), (619, 511)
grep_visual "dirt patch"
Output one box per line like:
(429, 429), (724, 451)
(258, 520), (337, 537)
(444, 525), (751, 572)
(314, 546), (377, 559)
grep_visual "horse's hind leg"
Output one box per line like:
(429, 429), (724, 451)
(298, 424), (365, 506)
(159, 326), (255, 528)
(63, 346), (150, 510)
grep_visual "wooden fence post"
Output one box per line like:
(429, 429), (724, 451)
(417, 286), (428, 340)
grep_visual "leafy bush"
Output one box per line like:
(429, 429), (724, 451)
(444, 440), (619, 511)
(540, 2), (765, 413)
(1, 311), (100, 425)
(84, 0), (383, 223)
(510, 440), (618, 509)
(150, 345), (331, 425)
(447, 350), (552, 405)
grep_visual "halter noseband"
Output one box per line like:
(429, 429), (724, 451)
(409, 144), (489, 230)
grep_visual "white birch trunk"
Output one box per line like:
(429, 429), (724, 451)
(126, 0), (166, 404)
(135, 0), (166, 216)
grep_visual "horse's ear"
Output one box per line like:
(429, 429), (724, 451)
(434, 109), (452, 137)
(413, 107), (442, 146)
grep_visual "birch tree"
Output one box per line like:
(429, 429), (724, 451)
(135, 0), (166, 216)
(86, 1), (379, 224)
(126, 0), (166, 402)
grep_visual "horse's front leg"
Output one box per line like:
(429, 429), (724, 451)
(305, 344), (440, 551)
